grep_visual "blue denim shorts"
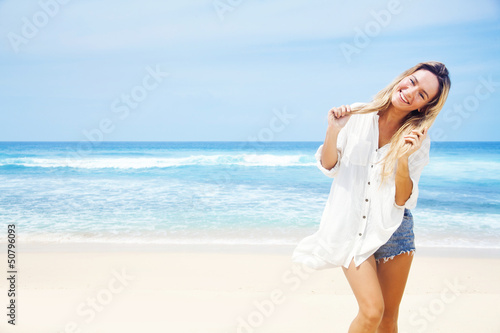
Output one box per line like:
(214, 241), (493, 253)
(374, 208), (415, 263)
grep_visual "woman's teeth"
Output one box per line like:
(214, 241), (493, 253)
(400, 91), (409, 104)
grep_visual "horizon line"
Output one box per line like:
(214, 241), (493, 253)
(0, 140), (499, 143)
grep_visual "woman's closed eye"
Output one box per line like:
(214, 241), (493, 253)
(410, 78), (426, 100)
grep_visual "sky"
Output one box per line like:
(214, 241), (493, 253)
(0, 0), (499, 142)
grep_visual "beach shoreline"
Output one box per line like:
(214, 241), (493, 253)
(15, 240), (500, 258)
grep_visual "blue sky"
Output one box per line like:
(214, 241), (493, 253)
(0, 0), (499, 141)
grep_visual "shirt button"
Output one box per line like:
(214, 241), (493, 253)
(365, 199), (369, 202)
(371, 165), (374, 168)
(363, 216), (366, 219)
(368, 181), (371, 185)
(375, 149), (378, 152)
(359, 233), (362, 236)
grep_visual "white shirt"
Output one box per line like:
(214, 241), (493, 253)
(292, 104), (430, 269)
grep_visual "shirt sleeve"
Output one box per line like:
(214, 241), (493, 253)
(393, 136), (431, 210)
(315, 119), (350, 178)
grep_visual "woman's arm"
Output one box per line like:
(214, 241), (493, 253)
(394, 127), (428, 207)
(321, 105), (353, 170)
(321, 126), (341, 170)
(395, 156), (413, 206)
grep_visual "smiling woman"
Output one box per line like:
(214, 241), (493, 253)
(292, 61), (451, 332)
(350, 61), (451, 183)
(393, 71), (439, 109)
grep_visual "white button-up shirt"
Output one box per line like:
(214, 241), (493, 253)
(292, 105), (430, 269)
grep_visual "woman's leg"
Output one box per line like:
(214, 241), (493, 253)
(376, 252), (414, 333)
(342, 255), (385, 333)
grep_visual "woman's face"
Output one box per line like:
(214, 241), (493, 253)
(391, 69), (440, 112)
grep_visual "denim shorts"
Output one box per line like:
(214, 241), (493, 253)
(374, 208), (416, 263)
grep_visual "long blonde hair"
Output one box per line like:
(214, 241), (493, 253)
(349, 61), (451, 183)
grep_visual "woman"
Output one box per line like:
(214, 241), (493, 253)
(292, 61), (451, 332)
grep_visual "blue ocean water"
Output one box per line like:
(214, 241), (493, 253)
(0, 141), (499, 249)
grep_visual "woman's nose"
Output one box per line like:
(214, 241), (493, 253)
(406, 86), (418, 100)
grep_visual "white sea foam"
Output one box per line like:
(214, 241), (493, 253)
(3, 154), (499, 175)
(426, 158), (500, 180)
(0, 154), (316, 169)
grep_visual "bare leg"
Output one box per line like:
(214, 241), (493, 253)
(376, 252), (414, 333)
(342, 256), (385, 333)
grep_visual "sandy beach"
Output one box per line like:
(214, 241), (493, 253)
(0, 244), (499, 333)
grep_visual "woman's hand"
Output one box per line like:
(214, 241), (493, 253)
(328, 105), (353, 131)
(401, 127), (428, 158)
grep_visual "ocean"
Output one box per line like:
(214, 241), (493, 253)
(0, 141), (499, 249)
